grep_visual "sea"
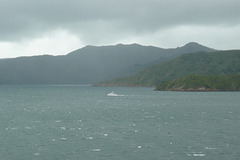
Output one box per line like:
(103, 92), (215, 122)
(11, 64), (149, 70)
(0, 85), (239, 160)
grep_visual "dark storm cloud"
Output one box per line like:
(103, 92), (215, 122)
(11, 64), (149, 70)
(0, 0), (239, 41)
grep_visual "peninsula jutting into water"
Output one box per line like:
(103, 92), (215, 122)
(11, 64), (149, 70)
(155, 75), (240, 91)
(94, 50), (240, 90)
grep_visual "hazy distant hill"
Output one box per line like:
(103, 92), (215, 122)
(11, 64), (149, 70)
(0, 42), (215, 84)
(95, 50), (240, 87)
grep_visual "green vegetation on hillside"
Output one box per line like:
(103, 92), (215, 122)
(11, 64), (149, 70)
(155, 74), (240, 91)
(95, 50), (240, 87)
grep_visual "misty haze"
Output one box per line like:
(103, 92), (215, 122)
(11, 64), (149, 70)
(0, 0), (239, 160)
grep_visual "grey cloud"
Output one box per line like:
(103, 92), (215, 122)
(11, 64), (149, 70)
(0, 0), (239, 42)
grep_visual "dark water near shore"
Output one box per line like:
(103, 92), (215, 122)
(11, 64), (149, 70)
(0, 85), (239, 160)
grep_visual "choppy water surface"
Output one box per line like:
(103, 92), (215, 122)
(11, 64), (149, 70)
(0, 85), (239, 160)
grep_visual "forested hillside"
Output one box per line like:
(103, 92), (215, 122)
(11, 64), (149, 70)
(95, 50), (240, 87)
(155, 74), (240, 91)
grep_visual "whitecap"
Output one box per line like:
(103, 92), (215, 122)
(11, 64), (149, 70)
(10, 127), (19, 130)
(186, 153), (192, 156)
(34, 153), (40, 156)
(137, 146), (142, 149)
(60, 127), (66, 130)
(92, 149), (101, 152)
(145, 115), (155, 118)
(60, 138), (67, 141)
(205, 147), (216, 150)
(104, 133), (108, 137)
(193, 153), (206, 157)
(186, 152), (206, 157)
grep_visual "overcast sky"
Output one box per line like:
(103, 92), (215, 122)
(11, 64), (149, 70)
(0, 0), (239, 58)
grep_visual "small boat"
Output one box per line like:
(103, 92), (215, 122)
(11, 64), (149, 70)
(107, 91), (118, 96)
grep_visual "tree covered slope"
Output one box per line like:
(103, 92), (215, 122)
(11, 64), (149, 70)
(95, 50), (240, 87)
(155, 74), (240, 91)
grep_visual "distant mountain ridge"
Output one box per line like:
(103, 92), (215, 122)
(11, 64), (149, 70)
(0, 42), (215, 84)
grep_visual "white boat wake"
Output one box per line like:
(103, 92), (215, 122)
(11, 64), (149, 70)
(107, 91), (124, 97)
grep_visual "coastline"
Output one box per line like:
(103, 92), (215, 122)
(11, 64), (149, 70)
(154, 88), (240, 92)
